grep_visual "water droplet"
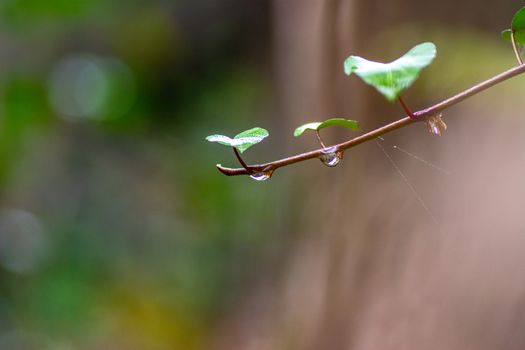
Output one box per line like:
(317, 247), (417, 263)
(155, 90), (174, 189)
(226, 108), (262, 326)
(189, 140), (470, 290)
(426, 113), (447, 136)
(249, 169), (274, 181)
(319, 147), (344, 167)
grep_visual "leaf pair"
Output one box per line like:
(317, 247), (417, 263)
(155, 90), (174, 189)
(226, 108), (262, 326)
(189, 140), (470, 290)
(344, 42), (437, 102)
(293, 118), (359, 137)
(502, 7), (525, 45)
(344, 7), (525, 102)
(206, 127), (268, 153)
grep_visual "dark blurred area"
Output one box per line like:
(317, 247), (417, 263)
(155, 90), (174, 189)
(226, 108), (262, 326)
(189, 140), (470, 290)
(1, 0), (525, 349)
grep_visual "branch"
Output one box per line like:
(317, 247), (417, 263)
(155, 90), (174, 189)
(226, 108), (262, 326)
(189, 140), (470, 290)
(217, 64), (525, 176)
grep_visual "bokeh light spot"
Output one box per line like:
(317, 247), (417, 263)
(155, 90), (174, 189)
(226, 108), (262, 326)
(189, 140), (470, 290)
(48, 54), (136, 122)
(0, 209), (48, 274)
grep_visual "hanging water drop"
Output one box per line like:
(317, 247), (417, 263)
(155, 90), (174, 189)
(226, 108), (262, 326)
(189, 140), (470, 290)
(321, 154), (340, 167)
(249, 169), (274, 181)
(250, 173), (270, 181)
(319, 147), (344, 167)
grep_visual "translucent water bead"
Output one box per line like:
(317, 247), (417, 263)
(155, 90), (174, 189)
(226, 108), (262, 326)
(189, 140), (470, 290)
(249, 169), (274, 181)
(319, 146), (344, 167)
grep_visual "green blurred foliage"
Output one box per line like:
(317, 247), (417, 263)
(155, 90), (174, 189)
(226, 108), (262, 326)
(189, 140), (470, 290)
(0, 0), (275, 348)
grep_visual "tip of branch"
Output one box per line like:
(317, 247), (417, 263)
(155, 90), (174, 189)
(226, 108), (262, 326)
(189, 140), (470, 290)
(216, 164), (248, 176)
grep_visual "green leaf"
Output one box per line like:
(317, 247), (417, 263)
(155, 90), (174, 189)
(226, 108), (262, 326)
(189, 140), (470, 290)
(344, 42), (436, 102)
(502, 7), (525, 45)
(294, 118), (359, 137)
(512, 6), (525, 31)
(501, 29), (525, 44)
(206, 127), (269, 153)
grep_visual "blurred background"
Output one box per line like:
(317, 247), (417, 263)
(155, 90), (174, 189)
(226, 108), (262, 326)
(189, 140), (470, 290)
(0, 0), (525, 349)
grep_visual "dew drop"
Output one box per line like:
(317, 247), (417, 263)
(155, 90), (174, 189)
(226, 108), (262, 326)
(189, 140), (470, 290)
(249, 169), (274, 181)
(319, 147), (344, 167)
(321, 154), (340, 167)
(250, 173), (270, 181)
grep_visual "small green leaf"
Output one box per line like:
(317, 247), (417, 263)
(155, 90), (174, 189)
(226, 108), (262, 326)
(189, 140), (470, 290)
(501, 29), (525, 44)
(294, 118), (359, 137)
(502, 7), (525, 45)
(206, 127), (269, 153)
(512, 6), (525, 31)
(344, 42), (436, 102)
(502, 29), (511, 40)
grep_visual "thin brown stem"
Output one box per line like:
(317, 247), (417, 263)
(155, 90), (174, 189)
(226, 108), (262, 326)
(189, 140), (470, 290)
(232, 147), (252, 173)
(315, 130), (327, 148)
(217, 64), (525, 176)
(511, 30), (523, 65)
(398, 96), (416, 118)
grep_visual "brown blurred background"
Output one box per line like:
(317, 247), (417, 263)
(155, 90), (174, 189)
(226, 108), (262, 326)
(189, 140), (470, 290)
(0, 0), (524, 349)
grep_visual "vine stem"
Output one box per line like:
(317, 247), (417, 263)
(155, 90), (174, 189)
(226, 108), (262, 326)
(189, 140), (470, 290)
(217, 64), (525, 176)
(315, 130), (327, 148)
(232, 147), (252, 173)
(511, 30), (523, 65)
(398, 96), (416, 118)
